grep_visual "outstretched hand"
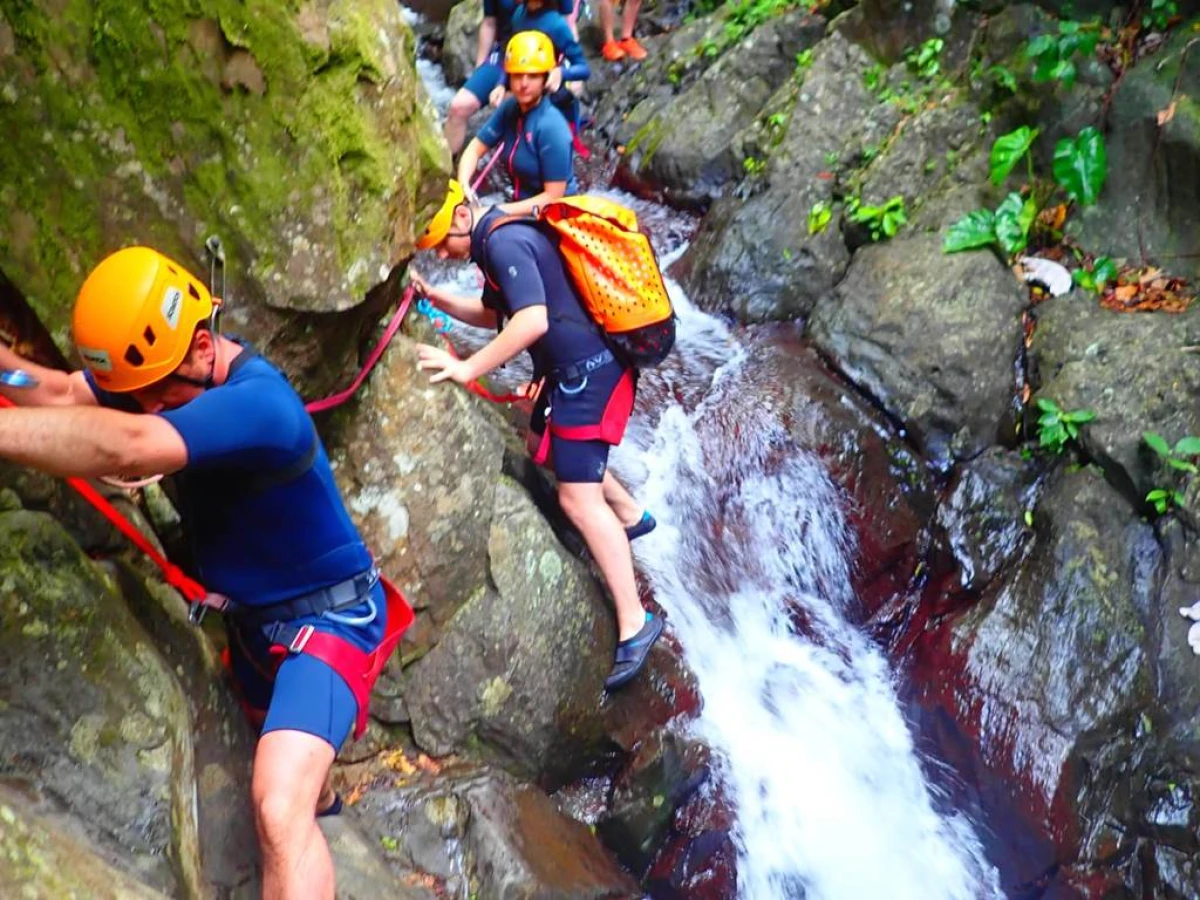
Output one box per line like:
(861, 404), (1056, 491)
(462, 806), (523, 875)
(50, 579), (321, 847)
(547, 67), (563, 94)
(489, 85), (506, 108)
(416, 344), (475, 385)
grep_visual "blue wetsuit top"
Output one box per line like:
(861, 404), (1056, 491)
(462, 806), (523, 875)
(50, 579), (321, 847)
(486, 0), (575, 44)
(507, 6), (589, 82)
(472, 207), (608, 372)
(477, 95), (577, 198)
(87, 347), (373, 607)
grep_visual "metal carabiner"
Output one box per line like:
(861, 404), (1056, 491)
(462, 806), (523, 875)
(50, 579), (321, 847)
(557, 375), (588, 396)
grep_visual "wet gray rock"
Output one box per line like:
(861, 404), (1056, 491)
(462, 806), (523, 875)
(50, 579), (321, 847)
(808, 233), (1026, 468)
(1029, 295), (1200, 503)
(932, 448), (1041, 597)
(674, 32), (900, 323)
(1070, 21), (1200, 283)
(0, 786), (170, 899)
(442, 0), (483, 88)
(0, 511), (199, 897)
(352, 764), (640, 899)
(945, 469), (1155, 835)
(401, 477), (616, 782)
(616, 11), (826, 205)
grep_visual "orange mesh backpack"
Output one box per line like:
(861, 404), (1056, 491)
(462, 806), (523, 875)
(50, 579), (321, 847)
(487, 196), (676, 367)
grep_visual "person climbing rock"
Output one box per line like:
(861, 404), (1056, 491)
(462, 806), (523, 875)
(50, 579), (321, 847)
(459, 30), (585, 217)
(0, 246), (408, 900)
(443, 0), (578, 155)
(410, 181), (663, 690)
(597, 0), (647, 62)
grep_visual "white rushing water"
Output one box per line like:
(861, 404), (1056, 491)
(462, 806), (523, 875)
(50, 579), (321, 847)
(405, 28), (1003, 896)
(610, 232), (1004, 899)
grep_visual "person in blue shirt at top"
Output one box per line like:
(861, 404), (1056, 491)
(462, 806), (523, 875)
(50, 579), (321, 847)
(444, 0), (576, 156)
(457, 30), (583, 217)
(0, 246), (411, 900)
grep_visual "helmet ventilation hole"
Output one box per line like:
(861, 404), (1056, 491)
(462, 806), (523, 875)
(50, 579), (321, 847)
(124, 345), (145, 367)
(143, 326), (156, 345)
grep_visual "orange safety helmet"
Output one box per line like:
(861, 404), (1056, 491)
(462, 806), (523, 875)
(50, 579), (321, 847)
(504, 31), (556, 75)
(416, 179), (467, 250)
(72, 246), (216, 393)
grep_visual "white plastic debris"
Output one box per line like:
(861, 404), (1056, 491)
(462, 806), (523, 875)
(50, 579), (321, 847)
(1189, 622), (1200, 655)
(1179, 601), (1200, 621)
(1017, 256), (1073, 296)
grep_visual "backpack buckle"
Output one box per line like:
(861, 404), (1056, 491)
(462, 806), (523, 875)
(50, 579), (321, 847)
(289, 624), (315, 654)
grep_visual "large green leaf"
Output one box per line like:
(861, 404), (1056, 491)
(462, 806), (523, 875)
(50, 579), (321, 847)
(942, 209), (996, 253)
(993, 192), (1037, 255)
(990, 126), (1039, 185)
(1174, 436), (1200, 457)
(1053, 127), (1107, 205)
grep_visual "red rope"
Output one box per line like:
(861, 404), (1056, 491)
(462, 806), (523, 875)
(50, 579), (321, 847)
(434, 332), (529, 405)
(304, 284), (416, 414)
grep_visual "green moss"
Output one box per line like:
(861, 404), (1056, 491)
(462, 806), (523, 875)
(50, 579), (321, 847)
(626, 117), (668, 167)
(0, 0), (445, 348)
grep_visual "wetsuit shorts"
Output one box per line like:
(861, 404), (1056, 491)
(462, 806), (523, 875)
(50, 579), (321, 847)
(225, 580), (387, 750)
(463, 47), (505, 103)
(531, 358), (636, 483)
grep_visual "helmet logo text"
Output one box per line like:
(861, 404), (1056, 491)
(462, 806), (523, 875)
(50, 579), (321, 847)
(161, 286), (183, 329)
(78, 345), (113, 372)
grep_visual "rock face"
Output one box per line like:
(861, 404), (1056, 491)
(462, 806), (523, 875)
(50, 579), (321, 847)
(1071, 22), (1200, 284)
(0, 0), (448, 383)
(1030, 295), (1200, 503)
(808, 234), (1027, 469)
(616, 11), (826, 205)
(672, 32), (898, 323)
(0, 510), (198, 897)
(351, 763), (641, 899)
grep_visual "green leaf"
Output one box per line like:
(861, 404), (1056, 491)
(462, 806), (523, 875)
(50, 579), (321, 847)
(943, 209), (996, 253)
(1144, 431), (1172, 458)
(990, 126), (1039, 185)
(1092, 256), (1118, 286)
(1024, 509), (1034, 527)
(1167, 458), (1198, 474)
(1174, 490), (1187, 506)
(1064, 409), (1096, 424)
(1036, 397), (1061, 414)
(1173, 436), (1200, 456)
(1053, 127), (1107, 206)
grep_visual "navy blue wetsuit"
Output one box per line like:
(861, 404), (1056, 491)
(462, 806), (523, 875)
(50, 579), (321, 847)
(506, 4), (590, 127)
(477, 95), (577, 199)
(87, 347), (385, 750)
(472, 208), (636, 483)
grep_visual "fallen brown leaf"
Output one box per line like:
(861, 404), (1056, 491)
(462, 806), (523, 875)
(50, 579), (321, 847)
(1158, 100), (1177, 126)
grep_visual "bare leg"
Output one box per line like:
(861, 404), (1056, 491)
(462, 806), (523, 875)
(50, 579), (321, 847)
(598, 0), (617, 43)
(559, 481), (646, 640)
(444, 88), (482, 156)
(253, 730), (337, 900)
(602, 471), (643, 528)
(620, 0), (642, 40)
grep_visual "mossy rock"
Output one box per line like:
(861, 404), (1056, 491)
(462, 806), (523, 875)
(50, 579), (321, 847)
(0, 1), (448, 375)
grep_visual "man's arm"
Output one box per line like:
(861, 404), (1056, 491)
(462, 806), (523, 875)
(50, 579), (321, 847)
(0, 344), (96, 407)
(460, 305), (547, 378)
(0, 406), (187, 478)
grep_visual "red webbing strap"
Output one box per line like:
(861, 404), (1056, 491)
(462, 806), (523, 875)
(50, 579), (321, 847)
(0, 395), (211, 602)
(304, 284), (417, 414)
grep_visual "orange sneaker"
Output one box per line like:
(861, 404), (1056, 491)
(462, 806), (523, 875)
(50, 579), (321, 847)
(601, 39), (626, 61)
(618, 37), (648, 61)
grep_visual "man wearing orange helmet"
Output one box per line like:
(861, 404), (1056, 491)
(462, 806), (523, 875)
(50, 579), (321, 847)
(410, 182), (664, 691)
(0, 246), (397, 900)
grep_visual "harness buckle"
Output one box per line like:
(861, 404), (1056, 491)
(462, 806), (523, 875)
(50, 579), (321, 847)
(188, 602), (207, 625)
(289, 624), (315, 653)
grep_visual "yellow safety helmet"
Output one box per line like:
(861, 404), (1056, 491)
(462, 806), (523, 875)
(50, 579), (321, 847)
(73, 246), (215, 393)
(504, 31), (556, 75)
(416, 179), (467, 250)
